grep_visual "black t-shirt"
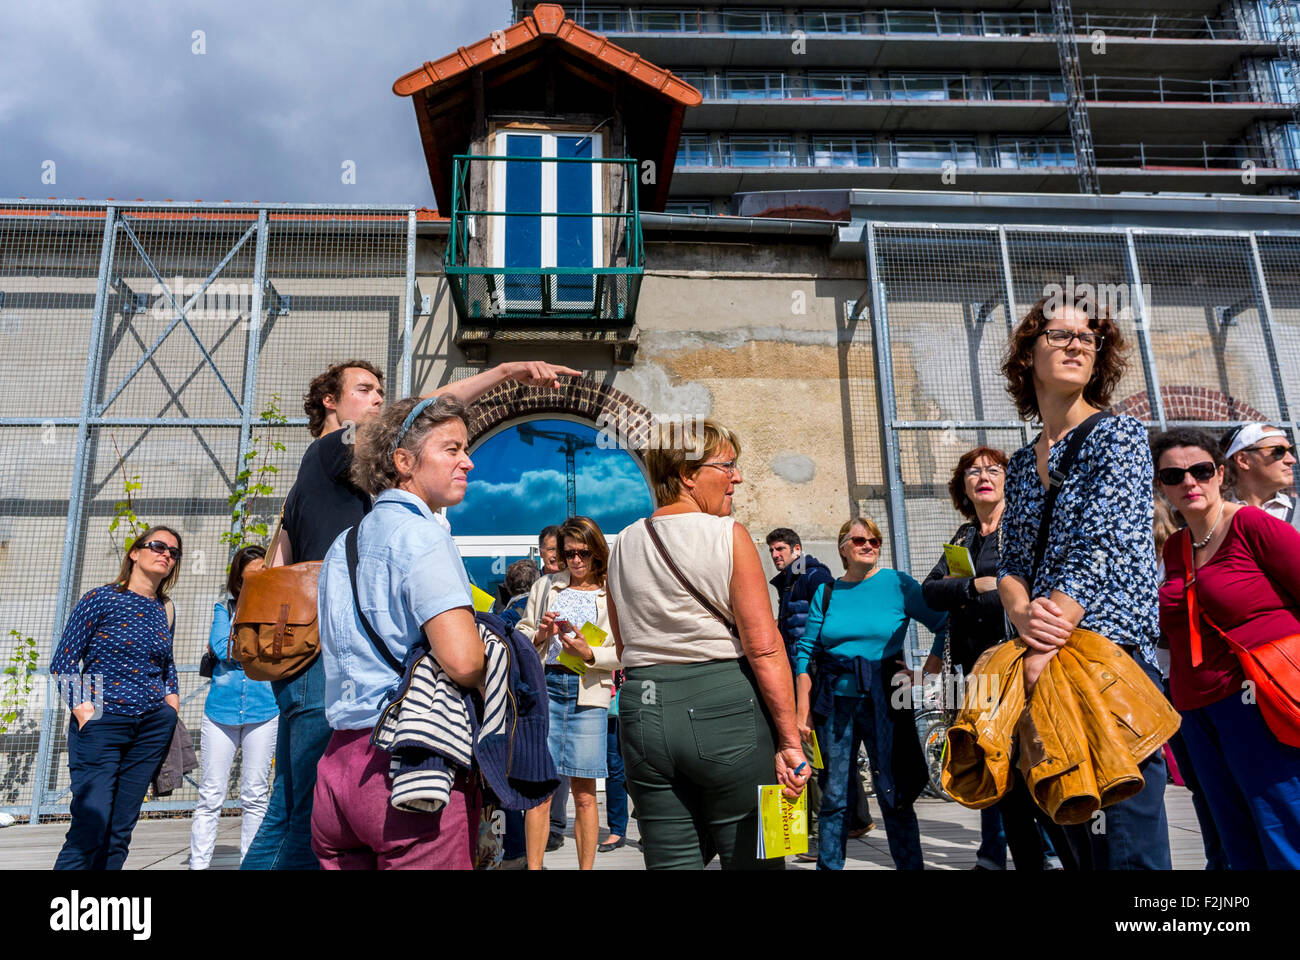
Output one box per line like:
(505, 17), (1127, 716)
(282, 430), (370, 563)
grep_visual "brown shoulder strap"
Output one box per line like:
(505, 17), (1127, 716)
(642, 517), (740, 640)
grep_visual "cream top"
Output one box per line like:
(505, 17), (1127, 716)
(607, 513), (742, 668)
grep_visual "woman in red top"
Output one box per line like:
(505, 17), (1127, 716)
(1153, 427), (1300, 869)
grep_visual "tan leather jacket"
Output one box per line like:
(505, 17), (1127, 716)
(942, 628), (1180, 825)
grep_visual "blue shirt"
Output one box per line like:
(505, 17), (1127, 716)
(999, 414), (1159, 668)
(319, 489), (474, 730)
(796, 569), (947, 696)
(50, 584), (179, 716)
(203, 599), (278, 727)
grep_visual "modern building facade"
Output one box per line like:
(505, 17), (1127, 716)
(513, 0), (1300, 209)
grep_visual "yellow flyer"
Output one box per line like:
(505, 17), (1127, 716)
(942, 543), (976, 579)
(756, 785), (808, 858)
(807, 731), (824, 770)
(470, 584), (496, 613)
(557, 622), (608, 676)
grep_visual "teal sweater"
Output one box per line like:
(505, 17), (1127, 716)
(795, 569), (948, 696)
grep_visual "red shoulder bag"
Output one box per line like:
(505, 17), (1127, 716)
(1181, 528), (1300, 747)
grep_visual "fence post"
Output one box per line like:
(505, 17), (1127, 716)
(402, 210), (417, 398)
(1247, 232), (1294, 425)
(31, 206), (118, 824)
(997, 227), (1034, 448)
(232, 210), (270, 552)
(865, 222), (911, 575)
(1123, 230), (1167, 431)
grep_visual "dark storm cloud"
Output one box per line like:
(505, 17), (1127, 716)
(0, 1), (507, 204)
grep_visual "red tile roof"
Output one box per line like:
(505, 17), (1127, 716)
(392, 3), (701, 108)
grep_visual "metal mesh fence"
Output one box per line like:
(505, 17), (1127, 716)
(0, 201), (414, 820)
(3, 201), (1300, 821)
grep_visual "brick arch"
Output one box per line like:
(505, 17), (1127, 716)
(464, 380), (653, 456)
(1113, 385), (1271, 424)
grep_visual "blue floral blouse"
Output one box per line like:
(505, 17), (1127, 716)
(998, 413), (1159, 669)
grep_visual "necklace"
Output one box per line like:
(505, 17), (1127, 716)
(1192, 500), (1226, 549)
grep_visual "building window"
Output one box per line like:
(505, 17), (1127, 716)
(724, 72), (788, 99)
(664, 199), (713, 215)
(812, 137), (876, 167)
(891, 137), (979, 167)
(720, 8), (783, 33)
(806, 72), (872, 100)
(882, 11), (964, 34)
(448, 417), (655, 600)
(1258, 1), (1300, 40)
(492, 131), (602, 308)
(802, 10), (864, 33)
(889, 73), (972, 100)
(1284, 123), (1300, 167)
(636, 8), (694, 32)
(1273, 59), (1299, 103)
(986, 75), (1067, 101)
(997, 138), (1076, 167)
(571, 7), (626, 32)
(676, 134), (712, 166)
(977, 12), (1047, 36)
(726, 136), (795, 166)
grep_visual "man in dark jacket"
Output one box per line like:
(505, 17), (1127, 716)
(766, 528), (835, 672)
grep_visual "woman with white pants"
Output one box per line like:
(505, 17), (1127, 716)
(189, 546), (279, 869)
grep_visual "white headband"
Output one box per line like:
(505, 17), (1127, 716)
(1224, 423), (1288, 459)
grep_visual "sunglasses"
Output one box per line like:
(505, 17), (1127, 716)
(140, 540), (182, 562)
(1156, 462), (1217, 486)
(563, 548), (592, 560)
(842, 536), (881, 550)
(1245, 444), (1292, 461)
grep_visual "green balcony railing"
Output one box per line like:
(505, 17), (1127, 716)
(444, 154), (644, 326)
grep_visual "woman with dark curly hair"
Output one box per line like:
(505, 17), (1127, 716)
(997, 291), (1172, 870)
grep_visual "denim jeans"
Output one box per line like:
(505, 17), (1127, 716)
(606, 716), (628, 836)
(976, 807), (1007, 870)
(241, 656), (331, 870)
(1059, 654), (1172, 870)
(1162, 678), (1229, 870)
(818, 695), (923, 870)
(55, 706), (177, 870)
(1178, 689), (1300, 869)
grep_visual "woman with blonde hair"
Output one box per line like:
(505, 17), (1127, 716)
(516, 515), (620, 870)
(607, 419), (808, 869)
(795, 516), (946, 869)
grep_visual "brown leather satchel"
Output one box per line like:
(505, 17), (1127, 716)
(229, 512), (323, 682)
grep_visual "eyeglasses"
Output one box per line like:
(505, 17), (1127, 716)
(964, 465), (1004, 480)
(1244, 443), (1292, 461)
(1156, 462), (1217, 486)
(700, 459), (740, 476)
(841, 536), (881, 550)
(1040, 329), (1103, 350)
(140, 540), (182, 562)
(563, 548), (592, 560)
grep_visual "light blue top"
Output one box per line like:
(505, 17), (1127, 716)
(203, 599), (278, 727)
(319, 489), (474, 730)
(795, 569), (947, 696)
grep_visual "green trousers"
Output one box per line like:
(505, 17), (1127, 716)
(619, 658), (784, 870)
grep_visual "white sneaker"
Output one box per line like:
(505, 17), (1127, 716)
(0, 812), (15, 828)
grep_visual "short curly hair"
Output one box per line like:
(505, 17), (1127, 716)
(304, 360), (384, 438)
(1002, 294), (1128, 422)
(948, 446), (1009, 520)
(349, 395), (468, 496)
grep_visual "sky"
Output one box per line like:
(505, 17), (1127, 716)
(448, 418), (654, 537)
(0, 1), (514, 205)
